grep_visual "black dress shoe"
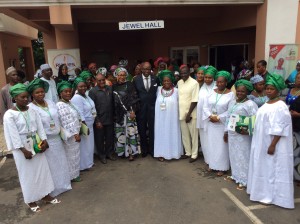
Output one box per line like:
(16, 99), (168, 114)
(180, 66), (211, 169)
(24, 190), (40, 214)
(180, 155), (190, 159)
(189, 158), (197, 163)
(100, 158), (107, 164)
(107, 154), (117, 161)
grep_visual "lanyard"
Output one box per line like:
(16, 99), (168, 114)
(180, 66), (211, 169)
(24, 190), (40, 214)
(34, 100), (54, 121)
(229, 98), (247, 115)
(214, 88), (227, 108)
(16, 106), (31, 134)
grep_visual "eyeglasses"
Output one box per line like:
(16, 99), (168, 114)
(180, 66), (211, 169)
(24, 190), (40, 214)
(97, 79), (105, 82)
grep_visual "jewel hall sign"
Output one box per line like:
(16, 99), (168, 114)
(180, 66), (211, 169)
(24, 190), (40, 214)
(119, 20), (164, 31)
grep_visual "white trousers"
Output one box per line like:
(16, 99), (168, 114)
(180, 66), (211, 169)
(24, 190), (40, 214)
(180, 119), (198, 159)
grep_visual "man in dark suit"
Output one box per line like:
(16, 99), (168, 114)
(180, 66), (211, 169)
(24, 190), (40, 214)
(133, 62), (159, 157)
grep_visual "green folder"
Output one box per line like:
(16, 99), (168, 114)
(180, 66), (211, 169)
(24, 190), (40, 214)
(235, 115), (256, 136)
(80, 123), (90, 136)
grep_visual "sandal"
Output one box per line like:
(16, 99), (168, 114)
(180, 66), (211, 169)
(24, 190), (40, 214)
(27, 203), (41, 213)
(224, 176), (234, 182)
(44, 198), (61, 204)
(71, 176), (81, 182)
(158, 157), (164, 162)
(129, 155), (134, 162)
(236, 184), (246, 191)
(217, 171), (225, 177)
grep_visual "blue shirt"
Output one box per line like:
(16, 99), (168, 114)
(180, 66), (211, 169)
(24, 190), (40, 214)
(287, 69), (298, 83)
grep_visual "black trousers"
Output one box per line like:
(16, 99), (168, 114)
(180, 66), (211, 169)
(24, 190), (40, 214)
(137, 110), (155, 156)
(94, 124), (114, 159)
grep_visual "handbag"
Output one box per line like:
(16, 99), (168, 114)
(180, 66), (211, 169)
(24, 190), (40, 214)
(60, 127), (72, 141)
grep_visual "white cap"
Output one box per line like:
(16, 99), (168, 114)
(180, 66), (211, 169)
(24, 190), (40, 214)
(5, 66), (17, 76)
(40, 64), (51, 72)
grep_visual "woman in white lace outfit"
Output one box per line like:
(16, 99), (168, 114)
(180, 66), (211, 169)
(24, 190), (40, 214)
(56, 81), (82, 182)
(224, 79), (258, 190)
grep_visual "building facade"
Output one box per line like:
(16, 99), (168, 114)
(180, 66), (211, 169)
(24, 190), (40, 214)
(0, 0), (299, 85)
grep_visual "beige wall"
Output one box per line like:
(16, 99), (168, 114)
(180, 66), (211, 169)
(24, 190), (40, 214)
(0, 33), (35, 87)
(254, 0), (267, 71)
(296, 2), (300, 45)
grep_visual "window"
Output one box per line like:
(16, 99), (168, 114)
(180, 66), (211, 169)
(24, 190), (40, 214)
(170, 46), (199, 65)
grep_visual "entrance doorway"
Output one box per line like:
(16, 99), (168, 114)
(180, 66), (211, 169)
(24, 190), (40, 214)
(209, 44), (248, 71)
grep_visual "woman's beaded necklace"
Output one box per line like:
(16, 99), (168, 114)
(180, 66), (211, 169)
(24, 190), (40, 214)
(161, 87), (174, 97)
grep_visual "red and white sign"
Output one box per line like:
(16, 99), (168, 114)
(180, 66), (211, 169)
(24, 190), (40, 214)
(267, 44), (298, 80)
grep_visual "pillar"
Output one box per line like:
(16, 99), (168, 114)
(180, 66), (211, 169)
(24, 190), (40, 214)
(255, 0), (299, 65)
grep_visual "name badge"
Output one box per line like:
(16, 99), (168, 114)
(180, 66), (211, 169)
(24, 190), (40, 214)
(24, 137), (36, 156)
(212, 108), (217, 115)
(228, 114), (239, 132)
(50, 120), (55, 128)
(160, 102), (166, 111)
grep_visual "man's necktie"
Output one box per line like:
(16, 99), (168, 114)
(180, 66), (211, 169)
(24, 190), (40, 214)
(145, 77), (149, 91)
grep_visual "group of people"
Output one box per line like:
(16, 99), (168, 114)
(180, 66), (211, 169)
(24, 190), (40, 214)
(1, 58), (299, 213)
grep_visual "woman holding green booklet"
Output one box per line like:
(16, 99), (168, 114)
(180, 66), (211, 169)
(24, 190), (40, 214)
(224, 79), (258, 190)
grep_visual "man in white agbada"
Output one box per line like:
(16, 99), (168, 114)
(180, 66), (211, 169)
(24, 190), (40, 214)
(40, 64), (59, 103)
(247, 74), (294, 209)
(3, 83), (60, 213)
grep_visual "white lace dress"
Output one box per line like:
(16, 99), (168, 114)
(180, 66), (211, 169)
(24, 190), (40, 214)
(226, 100), (258, 186)
(56, 101), (82, 180)
(29, 100), (72, 197)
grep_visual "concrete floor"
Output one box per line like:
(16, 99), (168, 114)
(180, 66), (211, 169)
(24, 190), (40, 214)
(0, 155), (299, 224)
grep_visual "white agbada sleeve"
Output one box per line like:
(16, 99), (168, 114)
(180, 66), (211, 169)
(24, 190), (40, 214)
(202, 93), (212, 120)
(268, 102), (291, 137)
(3, 111), (24, 150)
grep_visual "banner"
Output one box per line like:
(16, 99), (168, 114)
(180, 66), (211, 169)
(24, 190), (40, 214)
(47, 49), (81, 77)
(267, 44), (299, 80)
